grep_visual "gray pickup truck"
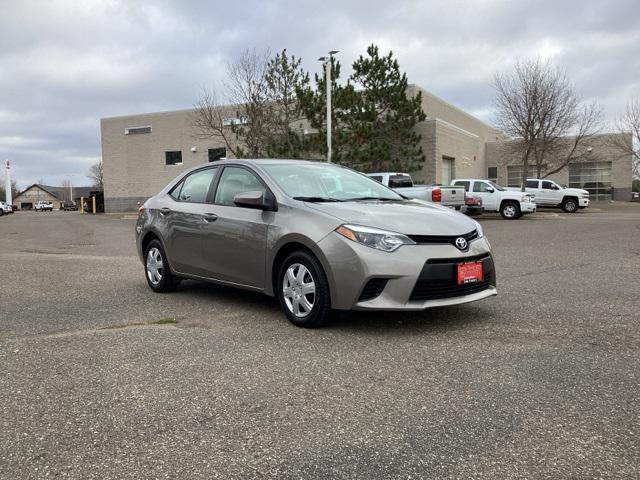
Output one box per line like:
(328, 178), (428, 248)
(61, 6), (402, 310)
(367, 172), (466, 209)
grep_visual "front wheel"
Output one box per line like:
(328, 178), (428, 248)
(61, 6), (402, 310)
(562, 198), (578, 213)
(277, 251), (332, 328)
(500, 201), (520, 220)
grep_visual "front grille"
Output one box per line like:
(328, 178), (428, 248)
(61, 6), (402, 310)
(408, 229), (478, 247)
(358, 278), (388, 301)
(409, 254), (493, 302)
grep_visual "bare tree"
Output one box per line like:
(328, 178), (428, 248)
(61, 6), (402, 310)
(60, 179), (73, 201)
(191, 88), (245, 158)
(191, 48), (271, 158)
(608, 96), (640, 178)
(493, 59), (601, 188)
(87, 159), (104, 190)
(191, 48), (310, 159)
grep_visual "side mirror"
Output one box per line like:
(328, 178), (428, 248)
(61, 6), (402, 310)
(233, 191), (278, 211)
(486, 187), (495, 193)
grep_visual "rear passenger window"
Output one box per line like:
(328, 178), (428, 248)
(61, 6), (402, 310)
(370, 176), (383, 183)
(526, 180), (538, 188)
(176, 168), (218, 203)
(169, 181), (183, 200)
(453, 181), (470, 191)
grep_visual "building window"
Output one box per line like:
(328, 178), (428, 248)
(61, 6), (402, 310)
(165, 151), (183, 165)
(208, 147), (226, 162)
(222, 117), (248, 126)
(125, 126), (152, 135)
(506, 165), (537, 187)
(569, 161), (612, 200)
(487, 167), (498, 182)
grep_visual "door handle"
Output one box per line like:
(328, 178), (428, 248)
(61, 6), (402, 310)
(160, 207), (172, 215)
(202, 213), (218, 222)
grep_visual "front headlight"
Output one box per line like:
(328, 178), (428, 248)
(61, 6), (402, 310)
(473, 220), (484, 239)
(335, 224), (415, 252)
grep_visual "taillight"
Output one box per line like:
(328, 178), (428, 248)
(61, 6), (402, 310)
(138, 205), (145, 216)
(432, 187), (441, 202)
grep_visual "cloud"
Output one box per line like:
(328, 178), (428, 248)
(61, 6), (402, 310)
(0, 0), (638, 186)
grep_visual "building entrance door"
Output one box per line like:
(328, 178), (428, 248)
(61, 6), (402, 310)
(441, 157), (455, 184)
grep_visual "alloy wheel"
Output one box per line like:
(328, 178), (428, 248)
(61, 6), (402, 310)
(282, 263), (316, 318)
(565, 200), (577, 212)
(146, 247), (163, 285)
(504, 204), (517, 218)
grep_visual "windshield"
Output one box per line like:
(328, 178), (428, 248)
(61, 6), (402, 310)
(487, 180), (507, 191)
(262, 163), (403, 201)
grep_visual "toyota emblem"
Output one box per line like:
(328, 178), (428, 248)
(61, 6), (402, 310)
(455, 237), (468, 250)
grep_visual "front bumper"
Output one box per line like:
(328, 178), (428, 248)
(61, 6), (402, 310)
(579, 198), (590, 207)
(520, 201), (536, 214)
(313, 234), (497, 311)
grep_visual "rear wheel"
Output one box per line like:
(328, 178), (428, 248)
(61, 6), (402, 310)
(276, 251), (332, 328)
(500, 201), (520, 220)
(561, 197), (578, 213)
(144, 239), (179, 293)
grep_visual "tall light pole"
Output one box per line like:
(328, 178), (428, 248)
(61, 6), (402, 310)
(318, 50), (339, 163)
(4, 159), (12, 206)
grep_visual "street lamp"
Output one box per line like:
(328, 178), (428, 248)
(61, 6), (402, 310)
(3, 159), (11, 206)
(318, 50), (339, 163)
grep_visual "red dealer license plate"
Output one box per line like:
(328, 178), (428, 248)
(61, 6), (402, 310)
(457, 262), (483, 285)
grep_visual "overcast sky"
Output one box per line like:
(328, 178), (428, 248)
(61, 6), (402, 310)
(0, 0), (638, 188)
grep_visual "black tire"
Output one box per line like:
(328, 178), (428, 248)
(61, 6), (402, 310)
(0, 209), (3, 217)
(500, 201), (520, 220)
(144, 239), (179, 293)
(561, 197), (578, 213)
(276, 250), (332, 328)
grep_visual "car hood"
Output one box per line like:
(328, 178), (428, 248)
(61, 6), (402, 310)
(564, 187), (589, 195)
(305, 199), (477, 236)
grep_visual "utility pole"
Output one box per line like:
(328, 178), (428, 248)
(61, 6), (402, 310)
(4, 160), (11, 206)
(318, 50), (339, 163)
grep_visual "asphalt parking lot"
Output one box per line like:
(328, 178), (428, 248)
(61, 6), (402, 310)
(1, 204), (639, 479)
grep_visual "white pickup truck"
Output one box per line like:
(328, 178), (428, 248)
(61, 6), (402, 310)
(507, 178), (589, 213)
(367, 172), (466, 209)
(34, 201), (54, 212)
(451, 178), (536, 219)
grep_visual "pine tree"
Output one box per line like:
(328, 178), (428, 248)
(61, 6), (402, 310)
(345, 44), (426, 171)
(300, 44), (426, 172)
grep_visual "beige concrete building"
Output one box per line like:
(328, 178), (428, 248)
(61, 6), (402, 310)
(486, 133), (633, 201)
(101, 86), (634, 211)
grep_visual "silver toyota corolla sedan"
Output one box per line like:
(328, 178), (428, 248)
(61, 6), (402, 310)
(136, 159), (497, 327)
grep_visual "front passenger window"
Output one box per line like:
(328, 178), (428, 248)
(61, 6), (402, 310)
(215, 167), (266, 206)
(473, 182), (492, 193)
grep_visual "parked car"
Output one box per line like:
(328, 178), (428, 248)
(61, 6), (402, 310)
(507, 178), (589, 213)
(463, 194), (483, 216)
(61, 200), (78, 211)
(137, 159), (497, 328)
(451, 179), (536, 219)
(0, 201), (13, 215)
(367, 172), (466, 209)
(34, 201), (54, 212)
